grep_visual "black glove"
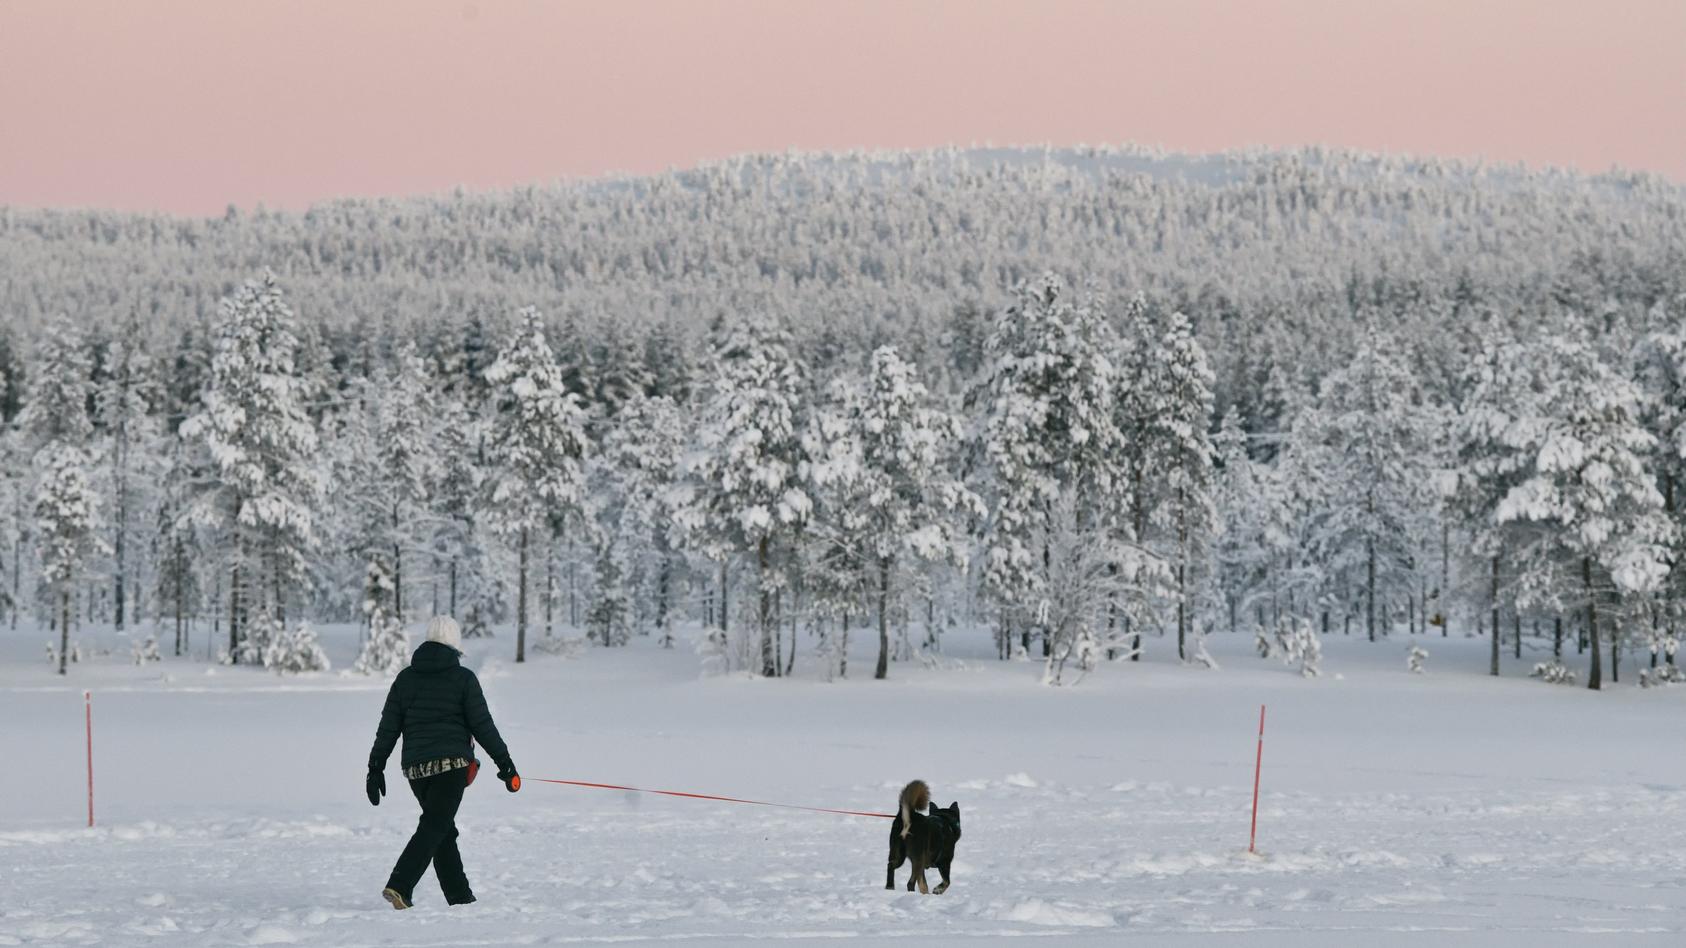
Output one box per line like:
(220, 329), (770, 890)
(367, 769), (386, 806)
(497, 761), (520, 793)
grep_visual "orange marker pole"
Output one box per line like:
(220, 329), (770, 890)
(1248, 704), (1265, 854)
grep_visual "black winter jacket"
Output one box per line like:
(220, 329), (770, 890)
(368, 641), (512, 773)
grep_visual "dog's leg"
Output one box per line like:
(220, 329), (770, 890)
(934, 860), (951, 895)
(911, 854), (930, 895)
(886, 830), (904, 890)
(906, 852), (920, 892)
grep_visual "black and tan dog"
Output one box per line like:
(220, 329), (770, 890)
(885, 780), (961, 894)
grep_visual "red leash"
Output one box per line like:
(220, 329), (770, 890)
(526, 777), (894, 819)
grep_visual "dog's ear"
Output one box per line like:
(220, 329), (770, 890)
(948, 801), (960, 816)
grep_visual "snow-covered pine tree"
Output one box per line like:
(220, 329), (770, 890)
(1454, 333), (1552, 675)
(19, 319), (103, 674)
(369, 343), (440, 624)
(1634, 325), (1686, 644)
(810, 346), (981, 679)
(673, 314), (812, 677)
(1144, 312), (1218, 661)
(482, 307), (590, 663)
(1211, 408), (1277, 635)
(595, 394), (687, 646)
(180, 271), (323, 662)
(1300, 330), (1437, 643)
(1492, 335), (1674, 689)
(94, 313), (161, 635)
(430, 387), (497, 635)
(353, 558), (411, 675)
(971, 275), (1138, 678)
(35, 447), (102, 675)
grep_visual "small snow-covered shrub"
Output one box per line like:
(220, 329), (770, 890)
(1188, 633), (1220, 670)
(235, 613), (279, 666)
(1406, 643), (1428, 674)
(1273, 617), (1321, 678)
(530, 634), (586, 659)
(132, 634), (161, 665)
(696, 626), (729, 677)
(1254, 626), (1272, 659)
(1638, 664), (1684, 688)
(262, 623), (331, 674)
(1530, 661), (1576, 685)
(352, 607), (410, 676)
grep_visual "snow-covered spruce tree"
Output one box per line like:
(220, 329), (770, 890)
(94, 313), (161, 634)
(1454, 334), (1552, 676)
(18, 319), (104, 674)
(370, 343), (440, 624)
(1211, 408), (1279, 636)
(971, 275), (1146, 679)
(1299, 330), (1437, 643)
(1491, 335), (1674, 690)
(429, 386), (496, 633)
(180, 272), (323, 663)
(353, 558), (411, 676)
(595, 394), (687, 646)
(810, 346), (981, 679)
(1143, 312), (1217, 661)
(1634, 325), (1686, 643)
(482, 307), (589, 664)
(35, 447), (102, 675)
(673, 314), (812, 677)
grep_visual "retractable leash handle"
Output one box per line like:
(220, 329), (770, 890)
(508, 775), (521, 792)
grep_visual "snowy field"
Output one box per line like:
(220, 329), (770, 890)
(4, 625), (1685, 947)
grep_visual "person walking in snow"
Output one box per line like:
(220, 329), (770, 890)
(367, 615), (519, 910)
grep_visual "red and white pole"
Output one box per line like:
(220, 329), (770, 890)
(84, 690), (94, 828)
(1248, 704), (1265, 854)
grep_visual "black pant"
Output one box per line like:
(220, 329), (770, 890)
(387, 768), (472, 903)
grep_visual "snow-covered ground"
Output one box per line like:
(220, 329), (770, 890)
(3, 624), (1685, 946)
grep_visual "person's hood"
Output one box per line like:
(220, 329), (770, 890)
(409, 640), (462, 673)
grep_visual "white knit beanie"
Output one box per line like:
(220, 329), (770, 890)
(425, 615), (463, 653)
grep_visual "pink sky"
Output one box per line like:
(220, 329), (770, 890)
(2, 0), (1682, 217)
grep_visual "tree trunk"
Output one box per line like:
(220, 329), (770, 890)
(174, 537), (185, 657)
(1366, 537), (1377, 642)
(656, 555), (672, 647)
(229, 562), (242, 663)
(785, 587), (797, 677)
(448, 557), (458, 618)
(58, 588), (70, 675)
(516, 526), (528, 663)
(875, 556), (891, 680)
(1585, 557), (1601, 690)
(1489, 555), (1500, 677)
(1611, 623), (1620, 684)
(1440, 519), (1450, 638)
(1553, 616), (1562, 659)
(758, 536), (776, 677)
(1176, 564), (1187, 661)
(840, 611), (850, 678)
(1513, 613), (1521, 660)
(719, 560), (729, 636)
(545, 535), (555, 638)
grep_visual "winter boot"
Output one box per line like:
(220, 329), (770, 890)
(381, 887), (412, 911)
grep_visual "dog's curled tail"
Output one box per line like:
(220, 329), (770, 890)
(898, 780), (930, 840)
